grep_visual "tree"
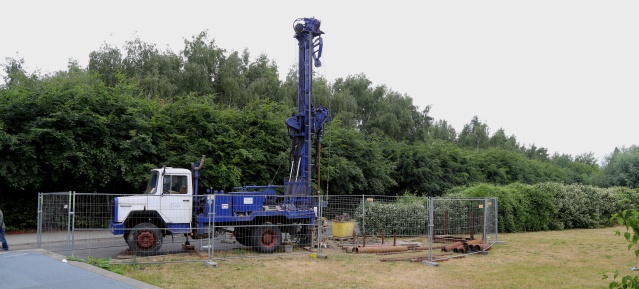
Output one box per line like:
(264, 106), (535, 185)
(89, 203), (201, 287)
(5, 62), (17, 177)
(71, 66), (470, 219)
(524, 144), (550, 161)
(181, 30), (224, 96)
(604, 146), (639, 188)
(388, 140), (478, 196)
(331, 74), (430, 142)
(214, 50), (248, 108)
(0, 67), (161, 192)
(458, 115), (490, 150)
(322, 119), (395, 195)
(332, 74), (375, 129)
(366, 90), (431, 142)
(2, 57), (36, 88)
(245, 53), (281, 103)
(428, 119), (457, 142)
(488, 128), (520, 151)
(120, 37), (182, 99)
(88, 43), (123, 87)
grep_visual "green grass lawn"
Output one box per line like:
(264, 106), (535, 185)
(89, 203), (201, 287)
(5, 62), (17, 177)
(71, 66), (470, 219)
(111, 226), (637, 289)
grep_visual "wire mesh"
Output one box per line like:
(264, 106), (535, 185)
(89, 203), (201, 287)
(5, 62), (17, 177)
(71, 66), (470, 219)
(36, 192), (498, 265)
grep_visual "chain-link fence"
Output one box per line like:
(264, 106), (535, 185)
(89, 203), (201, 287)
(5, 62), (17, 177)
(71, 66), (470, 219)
(37, 192), (498, 266)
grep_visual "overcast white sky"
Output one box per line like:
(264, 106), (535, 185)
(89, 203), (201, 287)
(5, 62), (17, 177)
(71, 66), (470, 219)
(1, 1), (637, 163)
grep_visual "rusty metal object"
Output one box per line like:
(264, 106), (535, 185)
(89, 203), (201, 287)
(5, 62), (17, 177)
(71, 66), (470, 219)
(433, 254), (467, 262)
(472, 244), (491, 251)
(356, 245), (408, 254)
(345, 246), (356, 253)
(442, 241), (462, 252)
(464, 239), (482, 252)
(380, 252), (451, 262)
(465, 239), (483, 245)
(434, 235), (465, 243)
(452, 246), (466, 253)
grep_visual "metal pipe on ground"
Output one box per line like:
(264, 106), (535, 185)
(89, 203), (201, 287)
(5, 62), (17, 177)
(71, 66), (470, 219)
(464, 239), (483, 251)
(342, 246), (356, 253)
(452, 246), (466, 253)
(442, 241), (462, 252)
(472, 244), (491, 251)
(356, 246), (408, 254)
(465, 239), (483, 245)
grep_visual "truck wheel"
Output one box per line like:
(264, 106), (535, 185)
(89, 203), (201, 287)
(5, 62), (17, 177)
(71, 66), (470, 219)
(234, 227), (252, 247)
(297, 219), (312, 247)
(253, 225), (281, 253)
(127, 222), (163, 256)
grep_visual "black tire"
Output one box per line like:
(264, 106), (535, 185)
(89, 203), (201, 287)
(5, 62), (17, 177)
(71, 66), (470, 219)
(253, 225), (282, 253)
(234, 227), (252, 247)
(127, 222), (163, 256)
(296, 220), (312, 247)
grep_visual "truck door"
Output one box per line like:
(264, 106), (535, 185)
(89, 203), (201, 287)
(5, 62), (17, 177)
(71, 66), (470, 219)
(161, 174), (192, 223)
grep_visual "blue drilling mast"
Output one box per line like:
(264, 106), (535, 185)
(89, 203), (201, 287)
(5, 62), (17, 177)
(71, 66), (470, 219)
(286, 17), (331, 199)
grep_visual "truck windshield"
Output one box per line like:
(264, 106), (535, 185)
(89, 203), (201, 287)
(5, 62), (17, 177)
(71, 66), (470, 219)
(145, 171), (159, 194)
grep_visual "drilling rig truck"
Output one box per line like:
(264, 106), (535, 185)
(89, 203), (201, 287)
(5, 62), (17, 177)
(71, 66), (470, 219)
(109, 17), (330, 256)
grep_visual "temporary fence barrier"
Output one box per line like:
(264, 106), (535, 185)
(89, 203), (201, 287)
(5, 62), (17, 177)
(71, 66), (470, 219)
(36, 192), (498, 266)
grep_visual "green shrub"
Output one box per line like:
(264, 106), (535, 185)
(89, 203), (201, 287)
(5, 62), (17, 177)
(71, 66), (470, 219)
(447, 183), (529, 233)
(354, 199), (428, 236)
(448, 182), (624, 233)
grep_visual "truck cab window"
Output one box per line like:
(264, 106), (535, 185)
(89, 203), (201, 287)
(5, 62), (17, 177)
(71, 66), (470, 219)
(145, 171), (160, 194)
(164, 175), (188, 194)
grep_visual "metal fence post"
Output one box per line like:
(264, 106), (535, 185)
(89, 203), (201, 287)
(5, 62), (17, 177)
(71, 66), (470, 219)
(71, 191), (76, 258)
(65, 191), (72, 257)
(494, 197), (501, 244)
(361, 195), (366, 237)
(206, 194), (218, 267)
(37, 193), (42, 248)
(317, 194), (323, 255)
(423, 197), (438, 267)
(483, 198), (488, 249)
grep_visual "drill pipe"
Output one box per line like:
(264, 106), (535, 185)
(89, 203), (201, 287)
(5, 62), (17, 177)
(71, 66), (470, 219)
(342, 246), (356, 253)
(471, 244), (491, 251)
(442, 241), (463, 252)
(464, 239), (483, 252)
(452, 246), (466, 253)
(465, 239), (483, 245)
(356, 245), (408, 254)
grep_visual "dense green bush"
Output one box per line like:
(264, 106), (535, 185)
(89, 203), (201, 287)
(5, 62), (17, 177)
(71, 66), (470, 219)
(447, 183), (534, 233)
(446, 182), (630, 232)
(354, 198), (428, 236)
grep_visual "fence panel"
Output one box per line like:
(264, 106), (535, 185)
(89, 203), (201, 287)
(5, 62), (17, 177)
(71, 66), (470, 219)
(426, 197), (499, 264)
(37, 192), (321, 262)
(37, 192), (498, 266)
(37, 192), (73, 256)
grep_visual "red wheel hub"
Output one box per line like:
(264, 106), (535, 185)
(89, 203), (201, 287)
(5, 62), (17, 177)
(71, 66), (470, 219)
(260, 230), (277, 248)
(136, 231), (155, 249)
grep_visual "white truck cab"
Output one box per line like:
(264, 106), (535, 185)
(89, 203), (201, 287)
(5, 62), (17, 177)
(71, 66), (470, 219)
(110, 167), (196, 255)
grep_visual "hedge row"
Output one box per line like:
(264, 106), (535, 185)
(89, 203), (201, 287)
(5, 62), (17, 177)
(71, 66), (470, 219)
(353, 200), (428, 236)
(351, 182), (638, 235)
(447, 182), (638, 233)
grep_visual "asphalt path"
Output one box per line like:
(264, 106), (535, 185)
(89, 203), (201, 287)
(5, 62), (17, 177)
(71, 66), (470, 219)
(6, 230), (243, 260)
(1, 233), (162, 289)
